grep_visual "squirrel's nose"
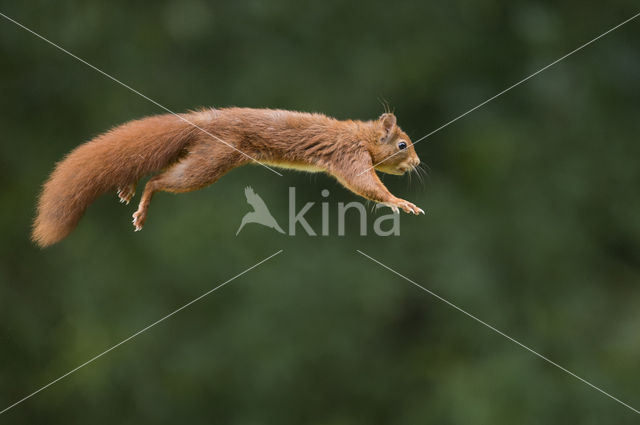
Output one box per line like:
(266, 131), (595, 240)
(413, 158), (420, 167)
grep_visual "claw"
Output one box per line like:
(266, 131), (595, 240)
(381, 199), (424, 216)
(117, 184), (136, 205)
(132, 212), (144, 231)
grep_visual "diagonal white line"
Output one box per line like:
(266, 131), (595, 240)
(0, 11), (283, 177)
(360, 11), (640, 176)
(357, 249), (640, 415)
(0, 249), (283, 416)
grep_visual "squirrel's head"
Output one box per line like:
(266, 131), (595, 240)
(369, 113), (420, 175)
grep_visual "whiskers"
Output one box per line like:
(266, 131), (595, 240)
(408, 162), (430, 186)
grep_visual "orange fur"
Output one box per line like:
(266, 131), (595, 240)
(33, 107), (422, 247)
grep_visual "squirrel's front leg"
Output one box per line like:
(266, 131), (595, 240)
(332, 167), (424, 215)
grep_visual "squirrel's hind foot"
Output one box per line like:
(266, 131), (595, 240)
(132, 210), (146, 231)
(117, 183), (136, 205)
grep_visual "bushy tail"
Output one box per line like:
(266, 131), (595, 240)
(33, 114), (199, 247)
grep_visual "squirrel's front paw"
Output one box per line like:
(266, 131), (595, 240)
(388, 198), (424, 215)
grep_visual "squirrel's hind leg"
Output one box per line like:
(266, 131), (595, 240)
(132, 153), (240, 231)
(117, 183), (136, 204)
(132, 179), (158, 232)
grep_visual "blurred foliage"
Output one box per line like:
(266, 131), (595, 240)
(1, 0), (640, 423)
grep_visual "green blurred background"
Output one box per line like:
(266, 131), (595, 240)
(1, 1), (639, 423)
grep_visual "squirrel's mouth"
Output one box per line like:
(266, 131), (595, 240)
(396, 163), (415, 175)
(397, 157), (421, 175)
(375, 162), (415, 176)
(375, 165), (404, 175)
(397, 161), (423, 176)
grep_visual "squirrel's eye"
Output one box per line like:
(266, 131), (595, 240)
(398, 141), (407, 150)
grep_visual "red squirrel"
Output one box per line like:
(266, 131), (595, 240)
(32, 108), (424, 247)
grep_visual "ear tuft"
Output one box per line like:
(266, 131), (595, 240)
(379, 113), (397, 141)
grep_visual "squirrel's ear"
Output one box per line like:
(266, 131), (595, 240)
(379, 113), (397, 142)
